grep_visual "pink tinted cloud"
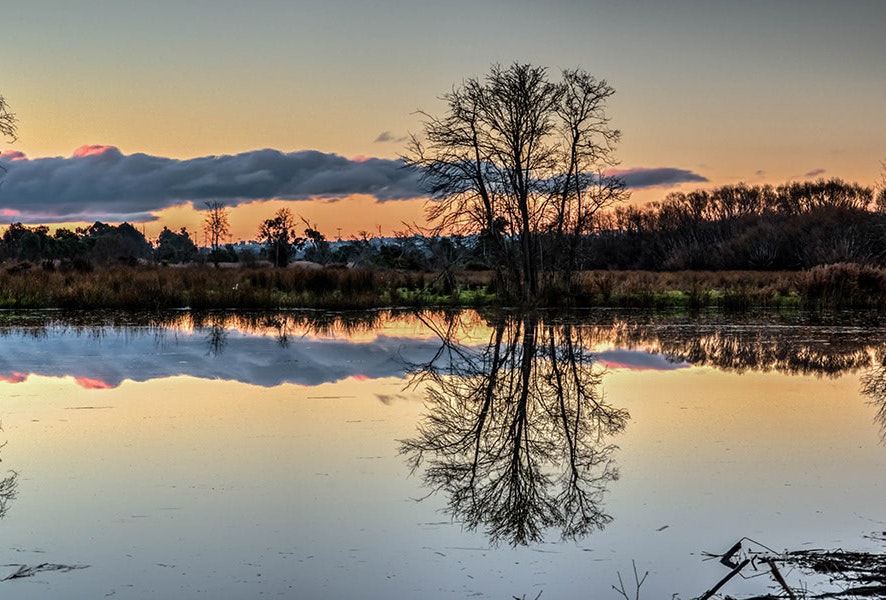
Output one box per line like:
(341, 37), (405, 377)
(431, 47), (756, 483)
(0, 372), (28, 383)
(73, 144), (118, 158)
(75, 376), (115, 389)
(0, 208), (20, 217)
(0, 150), (27, 161)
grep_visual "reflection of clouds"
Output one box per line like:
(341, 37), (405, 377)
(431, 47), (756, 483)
(0, 330), (447, 389)
(596, 349), (690, 372)
(0, 323), (695, 389)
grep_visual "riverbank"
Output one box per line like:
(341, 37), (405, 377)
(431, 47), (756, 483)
(0, 261), (884, 310)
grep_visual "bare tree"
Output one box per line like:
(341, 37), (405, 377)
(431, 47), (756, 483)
(0, 95), (16, 142)
(405, 63), (627, 302)
(202, 201), (231, 267)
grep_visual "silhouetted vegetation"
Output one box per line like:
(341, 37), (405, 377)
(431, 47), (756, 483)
(3, 173), (886, 308)
(588, 179), (882, 271)
(406, 62), (627, 302)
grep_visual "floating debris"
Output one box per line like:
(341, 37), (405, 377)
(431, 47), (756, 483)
(1, 563), (90, 581)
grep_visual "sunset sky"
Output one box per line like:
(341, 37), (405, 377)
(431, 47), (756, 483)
(3, 0), (885, 242)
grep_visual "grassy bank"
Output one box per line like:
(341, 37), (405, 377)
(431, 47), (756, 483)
(1, 261), (885, 310)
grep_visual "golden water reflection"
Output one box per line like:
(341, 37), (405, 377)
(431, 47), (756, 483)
(1, 310), (886, 596)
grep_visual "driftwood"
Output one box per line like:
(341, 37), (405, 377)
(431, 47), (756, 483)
(699, 558), (750, 600)
(698, 536), (886, 599)
(1, 563), (89, 581)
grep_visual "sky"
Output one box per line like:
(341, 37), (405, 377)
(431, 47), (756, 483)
(2, 0), (885, 242)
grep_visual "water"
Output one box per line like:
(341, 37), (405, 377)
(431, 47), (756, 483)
(0, 309), (884, 598)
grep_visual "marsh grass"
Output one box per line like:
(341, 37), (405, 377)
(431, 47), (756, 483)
(2, 262), (885, 309)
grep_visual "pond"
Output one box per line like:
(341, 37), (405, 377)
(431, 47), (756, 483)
(0, 309), (884, 598)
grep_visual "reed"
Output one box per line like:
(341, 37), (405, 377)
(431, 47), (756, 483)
(2, 261), (886, 310)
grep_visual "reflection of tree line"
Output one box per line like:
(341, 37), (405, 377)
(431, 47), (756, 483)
(400, 314), (628, 546)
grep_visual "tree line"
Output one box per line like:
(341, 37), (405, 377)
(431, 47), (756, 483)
(3, 175), (886, 275)
(583, 178), (886, 271)
(0, 207), (473, 273)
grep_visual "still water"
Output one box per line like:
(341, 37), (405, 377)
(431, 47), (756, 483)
(0, 309), (884, 598)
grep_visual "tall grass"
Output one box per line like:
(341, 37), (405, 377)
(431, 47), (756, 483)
(2, 261), (886, 310)
(0, 263), (440, 310)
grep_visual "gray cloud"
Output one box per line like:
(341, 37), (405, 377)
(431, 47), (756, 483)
(804, 168), (826, 178)
(0, 146), (423, 223)
(0, 146), (709, 224)
(609, 167), (708, 189)
(374, 131), (408, 144)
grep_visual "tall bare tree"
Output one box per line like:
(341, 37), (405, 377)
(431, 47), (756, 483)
(203, 201), (230, 266)
(405, 63), (627, 302)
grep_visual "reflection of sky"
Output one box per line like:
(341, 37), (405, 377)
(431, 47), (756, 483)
(596, 349), (690, 372)
(0, 328), (689, 389)
(0, 330), (443, 389)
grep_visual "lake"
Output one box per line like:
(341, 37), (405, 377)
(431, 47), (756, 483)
(0, 309), (884, 598)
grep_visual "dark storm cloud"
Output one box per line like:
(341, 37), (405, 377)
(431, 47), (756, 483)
(609, 167), (708, 189)
(0, 146), (423, 223)
(0, 146), (708, 224)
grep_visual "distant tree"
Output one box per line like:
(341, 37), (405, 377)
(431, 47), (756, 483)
(258, 208), (302, 267)
(405, 63), (627, 301)
(82, 221), (152, 265)
(203, 201), (231, 267)
(16, 225), (51, 262)
(301, 219), (331, 264)
(156, 226), (199, 264)
(0, 223), (29, 260)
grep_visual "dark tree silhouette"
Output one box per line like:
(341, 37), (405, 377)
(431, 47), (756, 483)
(203, 201), (231, 267)
(258, 208), (302, 267)
(400, 313), (628, 546)
(155, 226), (199, 264)
(405, 63), (627, 301)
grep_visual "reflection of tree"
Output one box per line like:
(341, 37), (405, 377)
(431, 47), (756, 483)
(204, 321), (229, 357)
(400, 314), (628, 546)
(860, 362), (886, 441)
(0, 437), (17, 519)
